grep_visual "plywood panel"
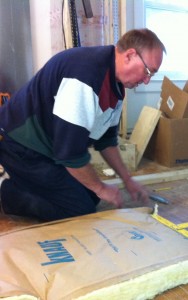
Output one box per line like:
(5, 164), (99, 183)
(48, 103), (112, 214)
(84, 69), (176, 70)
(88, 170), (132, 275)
(129, 106), (161, 166)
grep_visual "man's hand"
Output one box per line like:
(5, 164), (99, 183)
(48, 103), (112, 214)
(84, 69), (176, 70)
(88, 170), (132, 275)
(67, 164), (123, 208)
(125, 177), (149, 203)
(96, 183), (123, 208)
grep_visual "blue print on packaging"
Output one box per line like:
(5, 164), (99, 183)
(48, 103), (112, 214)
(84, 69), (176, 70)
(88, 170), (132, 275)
(38, 238), (75, 266)
(129, 231), (144, 240)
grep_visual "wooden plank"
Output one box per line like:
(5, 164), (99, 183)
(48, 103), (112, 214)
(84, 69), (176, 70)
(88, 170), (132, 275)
(129, 106), (161, 167)
(155, 285), (188, 300)
(119, 141), (137, 171)
(103, 168), (188, 187)
(155, 294), (170, 299)
(134, 168), (188, 185)
(119, 98), (127, 139)
(89, 141), (137, 172)
(181, 284), (188, 293)
(183, 80), (188, 93)
(62, 0), (73, 48)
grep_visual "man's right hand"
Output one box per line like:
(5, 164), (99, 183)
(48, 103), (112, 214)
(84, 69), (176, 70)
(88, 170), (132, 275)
(96, 183), (123, 208)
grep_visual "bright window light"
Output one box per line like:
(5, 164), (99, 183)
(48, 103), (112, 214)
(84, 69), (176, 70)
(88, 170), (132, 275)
(145, 0), (188, 80)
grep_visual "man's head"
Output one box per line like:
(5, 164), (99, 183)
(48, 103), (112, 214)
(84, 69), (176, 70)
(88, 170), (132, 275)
(115, 28), (166, 89)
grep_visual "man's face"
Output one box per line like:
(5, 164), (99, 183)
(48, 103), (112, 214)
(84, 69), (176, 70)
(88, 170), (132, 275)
(115, 47), (163, 89)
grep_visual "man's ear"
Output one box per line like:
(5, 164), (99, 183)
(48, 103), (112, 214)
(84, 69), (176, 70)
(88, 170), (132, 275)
(125, 48), (137, 63)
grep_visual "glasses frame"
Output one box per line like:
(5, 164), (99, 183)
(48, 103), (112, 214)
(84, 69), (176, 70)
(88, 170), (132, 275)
(137, 52), (155, 78)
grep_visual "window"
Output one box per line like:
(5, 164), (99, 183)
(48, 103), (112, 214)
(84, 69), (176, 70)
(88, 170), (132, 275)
(134, 0), (188, 81)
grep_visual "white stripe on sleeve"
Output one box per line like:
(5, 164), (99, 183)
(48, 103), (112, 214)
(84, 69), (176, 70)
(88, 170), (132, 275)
(53, 78), (99, 131)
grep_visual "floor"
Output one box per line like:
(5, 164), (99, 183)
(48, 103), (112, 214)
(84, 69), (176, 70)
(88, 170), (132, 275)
(0, 159), (188, 299)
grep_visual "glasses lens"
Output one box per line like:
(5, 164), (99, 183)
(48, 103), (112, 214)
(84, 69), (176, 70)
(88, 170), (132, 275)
(137, 52), (155, 77)
(146, 67), (152, 77)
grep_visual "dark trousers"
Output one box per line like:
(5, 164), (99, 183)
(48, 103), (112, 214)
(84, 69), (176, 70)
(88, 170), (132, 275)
(0, 137), (100, 221)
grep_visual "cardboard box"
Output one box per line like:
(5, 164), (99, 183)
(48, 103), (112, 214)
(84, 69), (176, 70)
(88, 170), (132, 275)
(145, 77), (188, 167)
(160, 76), (188, 119)
(145, 116), (188, 167)
(183, 81), (188, 93)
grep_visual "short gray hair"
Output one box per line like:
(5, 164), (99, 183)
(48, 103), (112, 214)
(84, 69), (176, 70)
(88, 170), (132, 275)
(116, 28), (166, 54)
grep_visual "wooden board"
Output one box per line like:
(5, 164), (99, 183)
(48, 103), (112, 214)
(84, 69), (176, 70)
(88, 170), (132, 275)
(129, 106), (161, 166)
(155, 284), (188, 299)
(90, 140), (137, 172)
(119, 97), (127, 139)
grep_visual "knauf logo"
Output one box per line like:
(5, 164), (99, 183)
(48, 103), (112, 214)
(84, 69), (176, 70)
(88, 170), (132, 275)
(38, 238), (75, 266)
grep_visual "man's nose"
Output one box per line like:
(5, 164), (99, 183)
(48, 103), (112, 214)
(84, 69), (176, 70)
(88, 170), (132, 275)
(143, 76), (151, 85)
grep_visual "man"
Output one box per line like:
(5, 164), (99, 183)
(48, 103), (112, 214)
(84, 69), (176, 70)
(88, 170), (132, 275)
(0, 28), (166, 221)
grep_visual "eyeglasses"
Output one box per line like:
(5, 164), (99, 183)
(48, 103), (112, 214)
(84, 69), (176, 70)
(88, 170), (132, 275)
(137, 52), (155, 78)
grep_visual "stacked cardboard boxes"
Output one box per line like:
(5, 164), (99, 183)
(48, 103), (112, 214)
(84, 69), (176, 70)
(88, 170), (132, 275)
(145, 76), (188, 167)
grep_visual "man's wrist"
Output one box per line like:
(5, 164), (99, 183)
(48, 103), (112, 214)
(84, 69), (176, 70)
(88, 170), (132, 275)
(95, 182), (106, 197)
(123, 173), (132, 185)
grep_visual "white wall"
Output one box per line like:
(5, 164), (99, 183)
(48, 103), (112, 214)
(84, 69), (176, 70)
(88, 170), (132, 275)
(30, 0), (64, 73)
(0, 0), (33, 93)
